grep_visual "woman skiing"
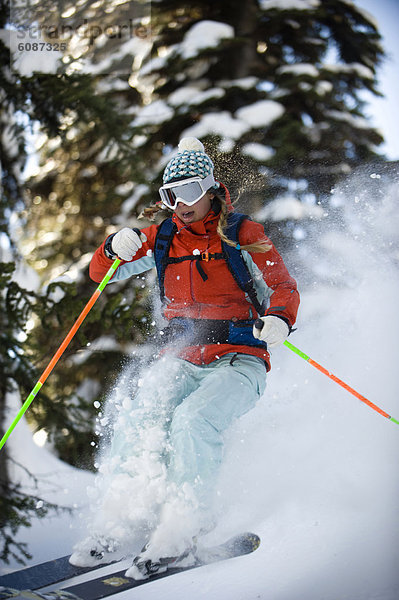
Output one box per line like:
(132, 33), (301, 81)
(70, 137), (299, 578)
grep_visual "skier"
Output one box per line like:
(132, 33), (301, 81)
(70, 137), (299, 578)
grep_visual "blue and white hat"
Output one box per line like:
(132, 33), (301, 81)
(163, 137), (215, 184)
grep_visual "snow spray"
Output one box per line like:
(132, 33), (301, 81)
(0, 258), (122, 452)
(256, 166), (399, 427)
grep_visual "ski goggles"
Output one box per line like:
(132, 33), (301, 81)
(158, 173), (216, 210)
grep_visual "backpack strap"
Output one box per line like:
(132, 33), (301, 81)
(154, 218), (177, 303)
(153, 214), (265, 316)
(222, 213), (265, 316)
(154, 218), (224, 296)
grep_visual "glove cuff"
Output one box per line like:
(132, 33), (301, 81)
(265, 313), (293, 335)
(104, 234), (117, 259)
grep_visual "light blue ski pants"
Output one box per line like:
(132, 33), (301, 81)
(105, 352), (266, 524)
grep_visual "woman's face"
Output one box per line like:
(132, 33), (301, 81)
(174, 191), (214, 224)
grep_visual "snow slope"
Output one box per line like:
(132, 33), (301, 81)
(2, 170), (399, 599)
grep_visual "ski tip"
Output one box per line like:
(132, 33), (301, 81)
(240, 532), (261, 554)
(223, 532), (260, 557)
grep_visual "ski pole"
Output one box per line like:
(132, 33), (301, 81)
(254, 319), (399, 426)
(0, 257), (121, 452)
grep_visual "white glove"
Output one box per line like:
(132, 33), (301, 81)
(111, 228), (147, 261)
(253, 315), (289, 348)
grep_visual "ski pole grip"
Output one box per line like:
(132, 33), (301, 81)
(254, 318), (264, 332)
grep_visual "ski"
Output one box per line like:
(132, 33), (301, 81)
(0, 554), (121, 591)
(0, 533), (260, 600)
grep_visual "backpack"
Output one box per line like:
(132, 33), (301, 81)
(153, 212), (265, 316)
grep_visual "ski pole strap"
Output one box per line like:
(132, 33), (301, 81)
(283, 339), (399, 425)
(0, 257), (121, 452)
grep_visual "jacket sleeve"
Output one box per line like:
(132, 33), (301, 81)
(89, 224), (158, 283)
(239, 220), (300, 328)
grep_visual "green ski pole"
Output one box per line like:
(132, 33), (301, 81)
(254, 319), (399, 425)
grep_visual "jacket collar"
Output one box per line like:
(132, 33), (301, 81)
(172, 208), (219, 235)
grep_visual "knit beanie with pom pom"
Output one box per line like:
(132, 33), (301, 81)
(162, 137), (215, 185)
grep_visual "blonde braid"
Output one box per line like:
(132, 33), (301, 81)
(216, 196), (271, 253)
(139, 202), (169, 221)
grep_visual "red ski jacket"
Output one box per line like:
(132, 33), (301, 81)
(90, 209), (299, 370)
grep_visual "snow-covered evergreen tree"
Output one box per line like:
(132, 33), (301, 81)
(24, 0), (385, 223)
(125, 0), (385, 207)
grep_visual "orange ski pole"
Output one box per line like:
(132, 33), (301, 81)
(0, 258), (121, 451)
(255, 319), (399, 425)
